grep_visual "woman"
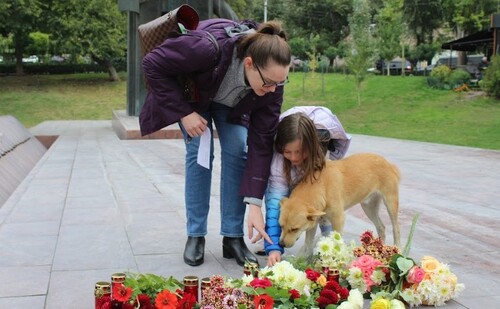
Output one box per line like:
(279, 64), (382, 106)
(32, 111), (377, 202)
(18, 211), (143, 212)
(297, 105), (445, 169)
(140, 18), (291, 267)
(264, 106), (351, 266)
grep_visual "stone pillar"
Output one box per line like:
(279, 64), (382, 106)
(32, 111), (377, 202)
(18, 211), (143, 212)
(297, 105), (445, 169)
(118, 0), (238, 117)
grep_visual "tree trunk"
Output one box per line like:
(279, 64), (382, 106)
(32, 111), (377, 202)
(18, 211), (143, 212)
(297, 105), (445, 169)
(107, 62), (120, 82)
(14, 36), (24, 76)
(94, 56), (121, 82)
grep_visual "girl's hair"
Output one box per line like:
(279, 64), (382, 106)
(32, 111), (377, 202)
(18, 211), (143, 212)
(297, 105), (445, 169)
(275, 113), (326, 185)
(237, 21), (291, 68)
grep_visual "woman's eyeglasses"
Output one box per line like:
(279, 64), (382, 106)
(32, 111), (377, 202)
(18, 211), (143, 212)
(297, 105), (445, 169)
(255, 65), (289, 88)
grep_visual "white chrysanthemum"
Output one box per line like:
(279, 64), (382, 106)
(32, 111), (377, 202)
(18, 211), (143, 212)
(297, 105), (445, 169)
(266, 260), (310, 291)
(346, 288), (364, 308)
(315, 237), (335, 256)
(347, 267), (366, 292)
(370, 269), (386, 285)
(314, 232), (356, 272)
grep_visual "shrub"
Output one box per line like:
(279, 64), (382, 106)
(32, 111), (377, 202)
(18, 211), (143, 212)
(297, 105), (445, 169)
(427, 65), (452, 89)
(479, 56), (500, 99)
(448, 68), (471, 88)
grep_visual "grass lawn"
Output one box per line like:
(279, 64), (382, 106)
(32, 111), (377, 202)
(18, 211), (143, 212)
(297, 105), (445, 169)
(284, 72), (500, 150)
(0, 71), (499, 150)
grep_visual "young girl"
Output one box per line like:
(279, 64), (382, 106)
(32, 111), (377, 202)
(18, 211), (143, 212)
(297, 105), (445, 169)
(263, 106), (351, 266)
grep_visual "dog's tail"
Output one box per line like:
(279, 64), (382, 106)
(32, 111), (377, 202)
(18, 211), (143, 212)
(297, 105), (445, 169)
(390, 163), (401, 181)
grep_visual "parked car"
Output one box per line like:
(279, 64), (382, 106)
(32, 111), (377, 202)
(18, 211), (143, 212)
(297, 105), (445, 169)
(22, 55), (39, 63)
(369, 57), (412, 75)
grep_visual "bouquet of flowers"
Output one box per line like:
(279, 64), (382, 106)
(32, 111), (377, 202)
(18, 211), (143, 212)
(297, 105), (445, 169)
(227, 260), (364, 309)
(400, 256), (465, 307)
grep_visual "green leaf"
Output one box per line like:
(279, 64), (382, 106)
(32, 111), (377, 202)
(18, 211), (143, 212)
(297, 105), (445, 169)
(396, 257), (414, 276)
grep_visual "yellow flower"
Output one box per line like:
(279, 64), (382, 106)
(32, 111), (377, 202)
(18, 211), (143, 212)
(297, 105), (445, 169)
(370, 298), (391, 309)
(421, 256), (441, 273)
(316, 274), (327, 286)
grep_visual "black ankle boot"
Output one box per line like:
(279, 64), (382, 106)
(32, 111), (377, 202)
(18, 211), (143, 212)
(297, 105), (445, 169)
(184, 236), (205, 266)
(222, 237), (259, 267)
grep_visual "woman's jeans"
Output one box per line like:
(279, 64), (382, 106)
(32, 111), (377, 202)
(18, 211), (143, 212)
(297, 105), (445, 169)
(180, 103), (247, 238)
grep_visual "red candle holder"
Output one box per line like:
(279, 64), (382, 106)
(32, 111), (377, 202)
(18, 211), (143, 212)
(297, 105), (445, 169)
(110, 272), (126, 301)
(94, 281), (111, 309)
(183, 275), (199, 302)
(327, 268), (340, 283)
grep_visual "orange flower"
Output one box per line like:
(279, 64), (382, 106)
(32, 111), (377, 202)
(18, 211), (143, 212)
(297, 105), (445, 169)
(254, 294), (274, 309)
(112, 284), (132, 303)
(155, 290), (179, 309)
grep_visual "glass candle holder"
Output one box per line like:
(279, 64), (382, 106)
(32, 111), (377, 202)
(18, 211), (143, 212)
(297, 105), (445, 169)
(200, 277), (211, 301)
(183, 275), (199, 302)
(94, 281), (111, 309)
(327, 268), (340, 283)
(110, 272), (126, 301)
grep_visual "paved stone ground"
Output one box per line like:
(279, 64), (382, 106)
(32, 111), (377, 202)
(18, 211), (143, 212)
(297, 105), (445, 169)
(0, 119), (499, 308)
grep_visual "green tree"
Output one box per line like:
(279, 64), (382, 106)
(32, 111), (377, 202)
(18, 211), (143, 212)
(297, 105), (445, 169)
(376, 0), (404, 76)
(403, 0), (443, 44)
(346, 0), (376, 105)
(225, 0), (255, 20)
(0, 0), (42, 75)
(442, 0), (498, 35)
(47, 0), (126, 81)
(286, 0), (353, 51)
(26, 31), (50, 60)
(250, 0), (287, 22)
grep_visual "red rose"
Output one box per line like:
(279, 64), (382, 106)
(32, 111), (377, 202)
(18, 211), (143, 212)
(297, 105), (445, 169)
(249, 277), (273, 289)
(289, 289), (300, 300)
(305, 268), (321, 281)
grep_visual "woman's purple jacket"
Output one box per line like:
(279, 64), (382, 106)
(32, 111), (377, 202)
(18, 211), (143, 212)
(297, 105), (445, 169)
(139, 18), (285, 200)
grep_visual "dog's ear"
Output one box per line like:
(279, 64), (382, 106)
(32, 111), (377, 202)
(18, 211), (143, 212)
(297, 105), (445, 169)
(306, 208), (326, 222)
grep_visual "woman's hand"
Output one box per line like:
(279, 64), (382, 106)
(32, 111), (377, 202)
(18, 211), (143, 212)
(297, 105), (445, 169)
(180, 112), (207, 137)
(247, 204), (272, 244)
(267, 250), (282, 267)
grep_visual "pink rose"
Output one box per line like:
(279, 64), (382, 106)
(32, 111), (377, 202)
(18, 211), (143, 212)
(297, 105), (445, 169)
(407, 266), (425, 284)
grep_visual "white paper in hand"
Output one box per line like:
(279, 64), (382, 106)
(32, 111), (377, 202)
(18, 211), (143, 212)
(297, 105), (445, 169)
(197, 129), (211, 169)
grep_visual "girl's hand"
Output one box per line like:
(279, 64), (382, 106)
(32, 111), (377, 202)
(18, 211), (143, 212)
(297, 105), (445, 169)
(267, 251), (282, 267)
(180, 112), (208, 137)
(247, 204), (272, 244)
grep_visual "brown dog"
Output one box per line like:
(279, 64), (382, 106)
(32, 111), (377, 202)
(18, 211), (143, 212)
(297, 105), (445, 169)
(279, 153), (401, 255)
